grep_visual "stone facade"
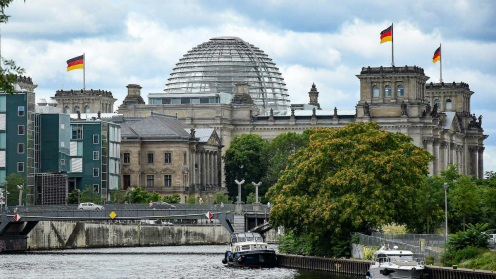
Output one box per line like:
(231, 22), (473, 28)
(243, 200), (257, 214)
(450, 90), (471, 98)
(51, 89), (117, 114)
(117, 66), (487, 179)
(110, 114), (224, 203)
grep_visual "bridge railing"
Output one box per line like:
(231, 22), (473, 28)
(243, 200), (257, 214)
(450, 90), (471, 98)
(1, 203), (271, 214)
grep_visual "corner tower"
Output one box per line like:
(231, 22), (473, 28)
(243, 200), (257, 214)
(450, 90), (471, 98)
(308, 83), (321, 109)
(356, 66), (430, 118)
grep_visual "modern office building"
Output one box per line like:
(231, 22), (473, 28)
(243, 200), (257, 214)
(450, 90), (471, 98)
(67, 119), (121, 200)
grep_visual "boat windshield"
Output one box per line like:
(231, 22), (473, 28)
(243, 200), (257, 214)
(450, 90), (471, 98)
(389, 255), (414, 262)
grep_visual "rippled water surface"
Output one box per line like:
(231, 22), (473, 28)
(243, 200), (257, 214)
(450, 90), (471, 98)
(0, 245), (359, 279)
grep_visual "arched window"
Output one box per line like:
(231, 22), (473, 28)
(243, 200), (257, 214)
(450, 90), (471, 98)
(445, 99), (452, 110)
(385, 85), (392, 97)
(372, 85), (379, 97)
(434, 99), (441, 108)
(425, 99), (430, 103)
(85, 105), (90, 113)
(65, 106), (70, 114)
(397, 85), (404, 97)
(74, 106), (80, 113)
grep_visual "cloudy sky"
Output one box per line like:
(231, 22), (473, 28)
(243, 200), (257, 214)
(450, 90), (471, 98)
(3, 0), (496, 171)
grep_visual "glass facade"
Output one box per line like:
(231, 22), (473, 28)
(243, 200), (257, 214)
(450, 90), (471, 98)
(163, 36), (290, 111)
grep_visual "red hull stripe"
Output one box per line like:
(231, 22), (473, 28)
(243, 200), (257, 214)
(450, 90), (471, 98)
(67, 59), (83, 68)
(380, 30), (392, 40)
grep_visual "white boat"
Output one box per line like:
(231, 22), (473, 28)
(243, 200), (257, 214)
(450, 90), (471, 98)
(222, 232), (277, 267)
(367, 246), (424, 279)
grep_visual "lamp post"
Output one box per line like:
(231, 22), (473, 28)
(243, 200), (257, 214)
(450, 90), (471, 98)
(17, 184), (24, 206)
(443, 182), (449, 253)
(77, 189), (81, 204)
(234, 179), (245, 214)
(251, 182), (262, 211)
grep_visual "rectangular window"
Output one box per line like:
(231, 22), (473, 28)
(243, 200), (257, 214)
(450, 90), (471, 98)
(184, 152), (187, 164)
(71, 158), (82, 172)
(18, 143), (24, 154)
(61, 124), (65, 129)
(147, 175), (154, 187)
(18, 106), (25, 117)
(123, 175), (130, 189)
(0, 132), (5, 149)
(164, 152), (171, 163)
(93, 134), (99, 144)
(93, 184), (99, 193)
(93, 151), (99, 160)
(164, 175), (172, 187)
(147, 152), (154, 164)
(0, 114), (5, 130)
(18, 125), (25, 135)
(61, 159), (65, 165)
(72, 125), (82, 139)
(60, 141), (65, 147)
(0, 169), (5, 185)
(0, 151), (4, 168)
(123, 152), (130, 164)
(17, 162), (24, 172)
(0, 95), (6, 112)
(93, 168), (99, 177)
(77, 142), (83, 156)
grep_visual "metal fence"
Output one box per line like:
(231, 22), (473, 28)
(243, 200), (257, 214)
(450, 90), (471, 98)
(371, 232), (448, 248)
(354, 233), (442, 261)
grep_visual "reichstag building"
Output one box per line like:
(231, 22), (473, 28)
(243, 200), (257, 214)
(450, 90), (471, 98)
(102, 36), (485, 195)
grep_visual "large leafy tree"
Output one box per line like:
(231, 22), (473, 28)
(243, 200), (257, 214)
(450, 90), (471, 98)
(2, 173), (27, 205)
(407, 176), (445, 233)
(223, 134), (269, 202)
(266, 122), (433, 257)
(263, 132), (310, 190)
(450, 175), (480, 231)
(0, 0), (25, 94)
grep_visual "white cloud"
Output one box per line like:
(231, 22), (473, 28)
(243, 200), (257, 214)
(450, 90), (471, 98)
(483, 145), (496, 173)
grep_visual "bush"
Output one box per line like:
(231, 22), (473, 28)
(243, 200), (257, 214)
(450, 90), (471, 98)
(447, 223), (490, 251)
(442, 246), (488, 266)
(459, 251), (496, 270)
(363, 246), (381, 260)
(425, 256), (434, 265)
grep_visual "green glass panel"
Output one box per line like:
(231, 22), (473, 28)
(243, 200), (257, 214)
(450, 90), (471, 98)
(0, 95), (5, 112)
(77, 141), (83, 156)
(0, 132), (5, 149)
(0, 170), (5, 185)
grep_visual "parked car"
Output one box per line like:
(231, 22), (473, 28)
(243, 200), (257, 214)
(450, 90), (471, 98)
(150, 201), (176, 209)
(489, 234), (496, 246)
(78, 202), (105, 211)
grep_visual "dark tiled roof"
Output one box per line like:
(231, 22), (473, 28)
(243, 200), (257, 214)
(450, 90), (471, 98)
(113, 114), (191, 139)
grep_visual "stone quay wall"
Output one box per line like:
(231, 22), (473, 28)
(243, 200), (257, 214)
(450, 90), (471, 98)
(26, 221), (279, 250)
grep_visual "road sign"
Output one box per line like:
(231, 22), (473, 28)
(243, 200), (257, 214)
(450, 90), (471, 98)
(109, 212), (117, 219)
(419, 239), (425, 252)
(13, 214), (21, 221)
(205, 212), (213, 219)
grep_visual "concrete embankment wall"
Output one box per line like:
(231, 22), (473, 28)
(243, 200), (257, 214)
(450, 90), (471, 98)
(26, 221), (280, 250)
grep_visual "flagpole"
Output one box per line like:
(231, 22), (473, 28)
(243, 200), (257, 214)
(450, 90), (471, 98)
(439, 43), (443, 83)
(83, 52), (86, 90)
(391, 23), (394, 67)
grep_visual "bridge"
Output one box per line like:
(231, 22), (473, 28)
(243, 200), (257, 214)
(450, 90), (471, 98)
(0, 203), (271, 252)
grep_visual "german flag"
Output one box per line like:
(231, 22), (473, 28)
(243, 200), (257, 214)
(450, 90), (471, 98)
(432, 46), (441, 63)
(67, 55), (84, 71)
(380, 25), (392, 44)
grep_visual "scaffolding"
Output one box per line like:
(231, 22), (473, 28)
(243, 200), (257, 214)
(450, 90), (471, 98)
(35, 173), (68, 205)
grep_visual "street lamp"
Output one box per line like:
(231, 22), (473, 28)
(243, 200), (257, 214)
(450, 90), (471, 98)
(443, 182), (449, 253)
(251, 182), (262, 204)
(234, 179), (245, 204)
(17, 184), (24, 206)
(77, 189), (81, 204)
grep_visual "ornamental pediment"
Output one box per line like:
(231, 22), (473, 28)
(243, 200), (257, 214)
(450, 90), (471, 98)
(160, 167), (175, 174)
(207, 130), (222, 146)
(122, 168), (135, 174)
(142, 168), (157, 174)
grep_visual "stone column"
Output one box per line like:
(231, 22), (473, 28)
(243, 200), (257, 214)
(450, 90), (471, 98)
(433, 139), (440, 175)
(391, 78), (396, 101)
(469, 146), (478, 177)
(366, 79), (372, 101)
(439, 142), (447, 172)
(379, 81), (384, 100)
(202, 151), (206, 186)
(213, 152), (217, 187)
(191, 150), (196, 185)
(449, 142), (454, 166)
(424, 138), (434, 175)
(478, 147), (484, 179)
(207, 152), (211, 185)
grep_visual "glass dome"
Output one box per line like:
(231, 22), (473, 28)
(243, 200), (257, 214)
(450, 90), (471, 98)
(164, 36), (290, 112)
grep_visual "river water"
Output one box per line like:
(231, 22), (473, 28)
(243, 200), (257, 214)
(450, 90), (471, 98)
(0, 245), (361, 279)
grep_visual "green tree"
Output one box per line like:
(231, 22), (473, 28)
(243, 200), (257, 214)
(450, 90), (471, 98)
(3, 173), (27, 205)
(126, 187), (151, 203)
(246, 192), (256, 204)
(163, 194), (181, 203)
(0, 0), (26, 94)
(263, 132), (310, 190)
(187, 196), (198, 204)
(68, 189), (79, 204)
(450, 175), (480, 231)
(266, 123), (433, 257)
(80, 185), (101, 204)
(214, 192), (231, 204)
(110, 190), (126, 204)
(407, 176), (445, 233)
(148, 192), (161, 202)
(223, 134), (269, 202)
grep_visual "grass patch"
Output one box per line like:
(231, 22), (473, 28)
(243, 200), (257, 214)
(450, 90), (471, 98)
(459, 251), (496, 271)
